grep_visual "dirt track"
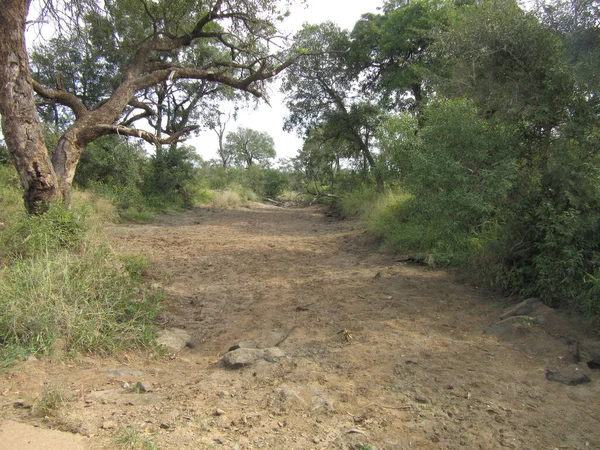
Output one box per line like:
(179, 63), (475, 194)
(1, 203), (600, 449)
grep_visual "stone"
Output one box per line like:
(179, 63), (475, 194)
(263, 347), (285, 361)
(484, 316), (537, 336)
(275, 385), (334, 411)
(223, 348), (265, 368)
(106, 368), (145, 378)
(156, 328), (191, 352)
(101, 421), (117, 430)
(222, 347), (285, 369)
(546, 364), (591, 385)
(415, 394), (429, 404)
(214, 409), (226, 416)
(577, 340), (600, 369)
(499, 298), (543, 320)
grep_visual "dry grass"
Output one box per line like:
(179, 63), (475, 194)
(212, 190), (242, 208)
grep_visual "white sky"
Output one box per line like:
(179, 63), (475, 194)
(191, 0), (384, 163)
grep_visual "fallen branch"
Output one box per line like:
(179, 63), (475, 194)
(264, 198), (283, 206)
(309, 193), (340, 205)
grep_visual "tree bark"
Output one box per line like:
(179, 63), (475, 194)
(0, 0), (60, 213)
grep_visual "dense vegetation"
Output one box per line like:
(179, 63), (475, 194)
(283, 0), (600, 325)
(0, 164), (162, 365)
(1, 0), (599, 366)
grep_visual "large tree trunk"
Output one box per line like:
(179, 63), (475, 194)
(0, 0), (60, 214)
(52, 129), (87, 207)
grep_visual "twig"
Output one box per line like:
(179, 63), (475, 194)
(274, 326), (297, 347)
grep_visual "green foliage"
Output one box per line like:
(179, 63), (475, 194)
(0, 165), (23, 224)
(376, 99), (517, 265)
(350, 0), (451, 108)
(1, 202), (89, 259)
(0, 189), (161, 365)
(224, 127), (276, 168)
(143, 145), (200, 205)
(75, 136), (145, 189)
(0, 244), (161, 364)
(261, 168), (289, 199)
(0, 142), (10, 165)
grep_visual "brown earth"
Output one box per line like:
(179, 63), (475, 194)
(1, 203), (600, 449)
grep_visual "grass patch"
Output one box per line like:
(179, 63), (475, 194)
(0, 180), (162, 366)
(212, 190), (243, 208)
(33, 381), (69, 418)
(115, 426), (160, 449)
(0, 246), (162, 362)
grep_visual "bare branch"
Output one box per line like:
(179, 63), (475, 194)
(93, 124), (199, 145)
(32, 80), (88, 118)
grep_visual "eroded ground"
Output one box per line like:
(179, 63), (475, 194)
(1, 203), (599, 449)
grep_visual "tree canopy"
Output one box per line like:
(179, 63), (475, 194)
(0, 0), (295, 212)
(224, 127), (275, 168)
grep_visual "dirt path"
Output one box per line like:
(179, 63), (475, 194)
(1, 203), (600, 449)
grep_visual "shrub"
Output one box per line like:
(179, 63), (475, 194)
(0, 246), (161, 364)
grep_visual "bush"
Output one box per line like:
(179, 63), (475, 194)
(0, 247), (161, 363)
(262, 168), (289, 199)
(375, 99), (517, 265)
(1, 202), (89, 259)
(0, 191), (162, 366)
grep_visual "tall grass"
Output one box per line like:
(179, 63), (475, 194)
(0, 167), (161, 366)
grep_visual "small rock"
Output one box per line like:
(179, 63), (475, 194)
(499, 298), (542, 320)
(150, 282), (162, 290)
(546, 364), (591, 385)
(222, 347), (285, 369)
(107, 368), (145, 378)
(101, 421), (117, 430)
(13, 399), (32, 409)
(414, 391), (430, 404)
(214, 409), (226, 416)
(156, 328), (191, 352)
(159, 423), (170, 430)
(263, 347), (285, 361)
(218, 391), (230, 398)
(223, 348), (264, 368)
(577, 340), (600, 369)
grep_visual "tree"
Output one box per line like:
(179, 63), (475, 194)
(291, 127), (342, 195)
(208, 112), (235, 169)
(281, 22), (385, 190)
(0, 0), (295, 213)
(224, 127), (275, 168)
(349, 0), (451, 111)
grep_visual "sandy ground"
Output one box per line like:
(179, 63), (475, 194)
(1, 203), (599, 450)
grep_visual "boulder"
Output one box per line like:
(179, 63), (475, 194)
(500, 298), (543, 320)
(222, 347), (285, 369)
(156, 328), (191, 352)
(484, 316), (537, 336)
(546, 364), (591, 385)
(577, 340), (600, 369)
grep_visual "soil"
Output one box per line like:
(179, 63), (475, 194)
(1, 203), (600, 449)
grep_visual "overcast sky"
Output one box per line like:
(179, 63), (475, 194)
(191, 0), (384, 163)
